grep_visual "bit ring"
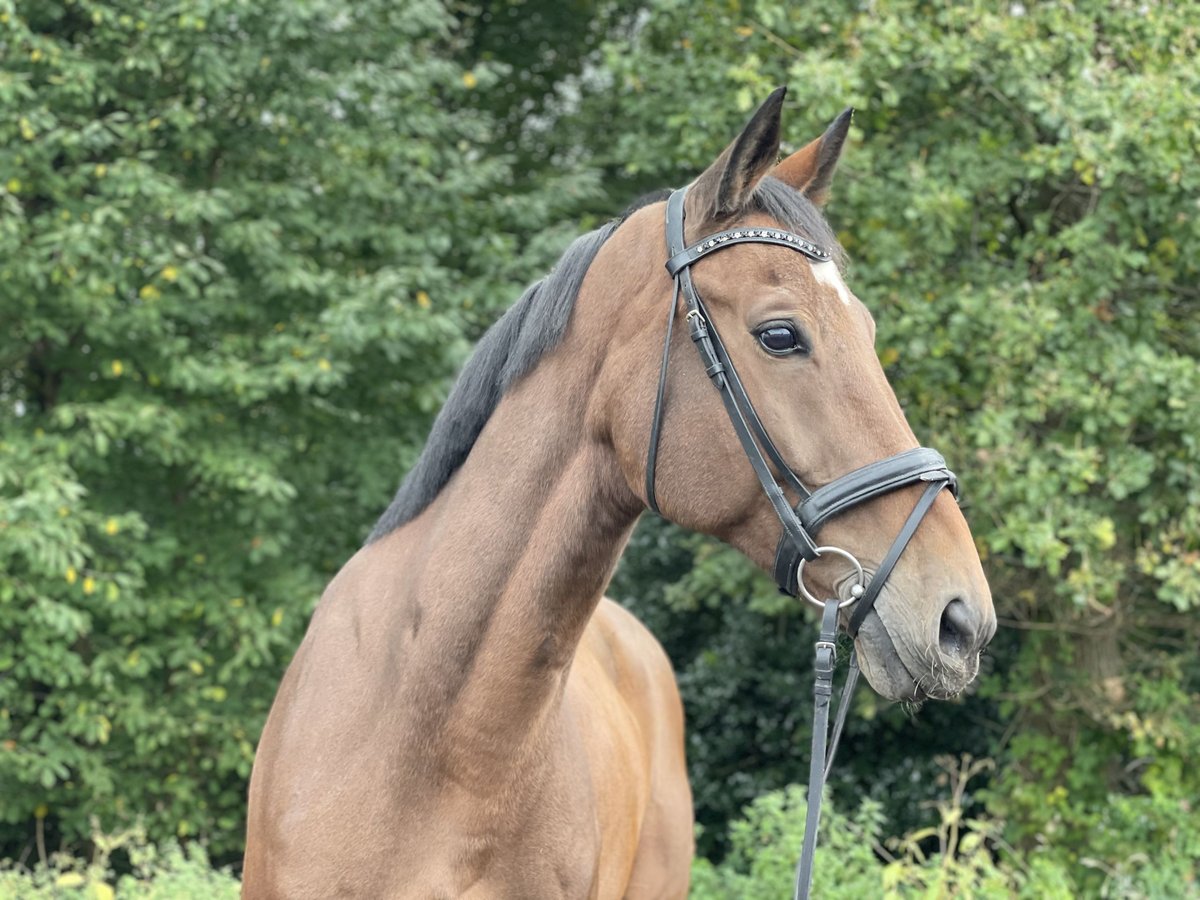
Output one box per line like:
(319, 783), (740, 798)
(795, 546), (867, 611)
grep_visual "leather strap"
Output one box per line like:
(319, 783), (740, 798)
(824, 652), (859, 780)
(798, 448), (956, 534)
(700, 295), (809, 501)
(794, 599), (841, 900)
(645, 279), (680, 515)
(847, 479), (947, 638)
(684, 302), (821, 560)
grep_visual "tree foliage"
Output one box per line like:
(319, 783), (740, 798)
(0, 0), (581, 862)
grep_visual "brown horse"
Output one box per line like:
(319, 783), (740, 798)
(243, 90), (996, 898)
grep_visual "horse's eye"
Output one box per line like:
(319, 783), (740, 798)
(756, 323), (808, 357)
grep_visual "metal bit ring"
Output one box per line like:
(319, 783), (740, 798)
(795, 546), (867, 612)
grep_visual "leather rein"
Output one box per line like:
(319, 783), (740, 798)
(645, 187), (958, 900)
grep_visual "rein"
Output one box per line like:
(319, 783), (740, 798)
(646, 187), (958, 900)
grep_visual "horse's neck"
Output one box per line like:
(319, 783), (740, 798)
(377, 350), (640, 791)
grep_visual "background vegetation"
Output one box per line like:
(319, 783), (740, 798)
(2, 0), (1197, 895)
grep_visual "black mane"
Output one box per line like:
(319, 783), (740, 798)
(366, 178), (844, 541)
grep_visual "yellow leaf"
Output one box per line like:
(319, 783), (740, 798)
(5, 178), (21, 193)
(89, 882), (116, 900)
(105, 517), (119, 535)
(462, 71), (478, 89)
(29, 49), (43, 63)
(94, 163), (107, 178)
(82, 576), (96, 595)
(317, 358), (332, 372)
(879, 347), (900, 366)
(735, 25), (754, 36)
(416, 290), (431, 309)
(56, 873), (85, 889)
(59, 506), (70, 517)
(271, 608), (284, 627)
(161, 265), (178, 282)
(1091, 517), (1117, 550)
(66, 566), (78, 585)
(139, 284), (161, 301)
(189, 660), (204, 675)
(19, 118), (35, 140)
(111, 359), (124, 376)
(35, 803), (49, 819)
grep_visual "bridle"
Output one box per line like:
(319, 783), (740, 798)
(645, 186), (959, 900)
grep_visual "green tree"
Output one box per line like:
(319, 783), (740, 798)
(0, 0), (584, 862)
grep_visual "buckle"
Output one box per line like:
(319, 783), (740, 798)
(814, 640), (837, 676)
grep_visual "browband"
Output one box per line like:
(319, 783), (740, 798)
(666, 226), (831, 276)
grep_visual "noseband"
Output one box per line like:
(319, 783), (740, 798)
(645, 187), (959, 899)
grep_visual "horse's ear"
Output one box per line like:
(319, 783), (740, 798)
(772, 107), (853, 206)
(688, 87), (787, 224)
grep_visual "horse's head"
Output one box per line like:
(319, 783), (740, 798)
(598, 89), (994, 701)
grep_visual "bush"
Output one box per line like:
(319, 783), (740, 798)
(0, 825), (239, 899)
(693, 751), (1194, 899)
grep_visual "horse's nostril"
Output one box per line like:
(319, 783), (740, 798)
(939, 598), (976, 658)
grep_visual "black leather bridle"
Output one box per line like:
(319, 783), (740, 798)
(645, 186), (959, 900)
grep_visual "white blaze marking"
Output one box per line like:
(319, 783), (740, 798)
(811, 262), (853, 306)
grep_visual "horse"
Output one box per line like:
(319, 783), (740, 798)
(243, 88), (996, 899)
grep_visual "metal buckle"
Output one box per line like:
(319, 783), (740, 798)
(794, 546), (866, 612)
